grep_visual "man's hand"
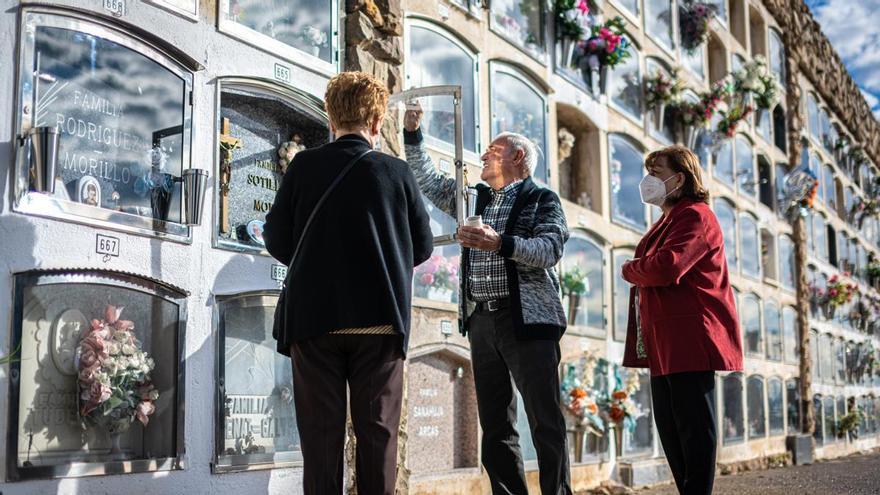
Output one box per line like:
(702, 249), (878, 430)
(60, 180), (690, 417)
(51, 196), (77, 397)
(404, 102), (423, 132)
(458, 225), (502, 252)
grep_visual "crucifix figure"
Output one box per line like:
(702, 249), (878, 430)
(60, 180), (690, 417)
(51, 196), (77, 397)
(219, 117), (242, 234)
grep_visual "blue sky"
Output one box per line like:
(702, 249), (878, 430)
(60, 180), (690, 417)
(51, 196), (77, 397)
(805, 0), (880, 121)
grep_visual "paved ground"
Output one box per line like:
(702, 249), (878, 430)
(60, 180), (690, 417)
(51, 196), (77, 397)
(636, 451), (880, 495)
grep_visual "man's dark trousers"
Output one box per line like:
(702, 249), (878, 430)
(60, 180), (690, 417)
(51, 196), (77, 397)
(291, 334), (404, 495)
(469, 305), (572, 495)
(651, 371), (717, 495)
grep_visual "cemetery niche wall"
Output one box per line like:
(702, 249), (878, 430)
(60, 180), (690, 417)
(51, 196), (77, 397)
(12, 9), (196, 240)
(405, 348), (478, 475)
(213, 291), (300, 473)
(215, 79), (330, 252)
(6, 269), (187, 481)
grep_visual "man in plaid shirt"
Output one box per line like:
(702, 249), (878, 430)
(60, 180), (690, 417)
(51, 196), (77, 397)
(404, 107), (572, 495)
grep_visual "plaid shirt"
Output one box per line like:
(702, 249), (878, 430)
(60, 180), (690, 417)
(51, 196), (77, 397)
(469, 180), (523, 302)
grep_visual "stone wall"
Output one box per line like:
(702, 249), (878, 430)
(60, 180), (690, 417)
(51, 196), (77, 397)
(763, 0), (880, 166)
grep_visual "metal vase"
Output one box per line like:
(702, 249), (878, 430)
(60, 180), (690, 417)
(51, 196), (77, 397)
(27, 126), (60, 194)
(182, 168), (209, 226)
(684, 124), (701, 150)
(650, 104), (666, 133)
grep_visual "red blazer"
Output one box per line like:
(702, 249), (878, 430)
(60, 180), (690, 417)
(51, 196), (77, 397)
(621, 199), (743, 376)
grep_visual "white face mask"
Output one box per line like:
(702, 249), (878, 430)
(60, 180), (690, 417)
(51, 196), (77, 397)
(639, 174), (681, 206)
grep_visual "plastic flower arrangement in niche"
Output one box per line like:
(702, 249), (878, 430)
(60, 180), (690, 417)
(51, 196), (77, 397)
(560, 350), (604, 434)
(555, 0), (591, 42)
(599, 366), (643, 431)
(77, 305), (158, 435)
(826, 275), (858, 308)
(414, 254), (460, 302)
(301, 25), (327, 50)
(560, 266), (590, 325)
(667, 79), (730, 129)
(580, 16), (631, 70)
(678, 1), (718, 53)
(732, 56), (780, 110)
(644, 68), (685, 111)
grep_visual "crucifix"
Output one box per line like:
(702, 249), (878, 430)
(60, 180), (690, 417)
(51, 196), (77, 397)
(219, 117), (241, 234)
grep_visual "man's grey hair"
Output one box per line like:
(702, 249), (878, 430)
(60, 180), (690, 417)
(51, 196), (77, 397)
(495, 132), (538, 177)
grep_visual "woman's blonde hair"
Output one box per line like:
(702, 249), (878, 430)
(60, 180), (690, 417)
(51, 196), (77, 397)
(644, 145), (710, 204)
(324, 71), (389, 131)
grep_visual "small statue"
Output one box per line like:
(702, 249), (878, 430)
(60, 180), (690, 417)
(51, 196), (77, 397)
(558, 127), (576, 163)
(277, 134), (306, 174)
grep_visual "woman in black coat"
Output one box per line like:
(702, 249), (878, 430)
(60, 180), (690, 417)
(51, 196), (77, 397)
(263, 71), (433, 495)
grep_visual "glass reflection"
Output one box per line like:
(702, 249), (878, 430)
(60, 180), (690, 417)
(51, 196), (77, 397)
(610, 46), (642, 118)
(741, 294), (762, 356)
(490, 0), (545, 56)
(32, 25), (187, 222)
(610, 135), (645, 230)
(645, 0), (673, 49)
(219, 296), (300, 465)
(561, 236), (605, 331)
(491, 69), (547, 181)
(413, 199), (460, 304)
(747, 376), (766, 438)
(714, 200), (738, 271)
(723, 374), (744, 444)
(407, 26), (477, 153)
(222, 0), (333, 62)
(740, 215), (760, 277)
(613, 251), (634, 342)
(765, 302), (782, 361)
(768, 378), (784, 434)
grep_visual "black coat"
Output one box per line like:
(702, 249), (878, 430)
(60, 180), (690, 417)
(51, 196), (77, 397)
(264, 134), (433, 356)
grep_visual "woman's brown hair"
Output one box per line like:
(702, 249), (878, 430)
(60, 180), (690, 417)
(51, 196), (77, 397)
(644, 145), (710, 204)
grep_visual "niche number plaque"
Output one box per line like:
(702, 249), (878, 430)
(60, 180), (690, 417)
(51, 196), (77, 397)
(271, 264), (288, 282)
(103, 0), (126, 17)
(96, 234), (120, 258)
(273, 63), (292, 85)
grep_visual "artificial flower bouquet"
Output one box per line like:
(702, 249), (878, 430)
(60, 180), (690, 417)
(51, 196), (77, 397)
(560, 361), (604, 434)
(679, 1), (718, 53)
(414, 254), (460, 300)
(77, 305), (158, 435)
(555, 0), (591, 42)
(644, 68), (685, 111)
(826, 275), (858, 308)
(579, 16), (632, 70)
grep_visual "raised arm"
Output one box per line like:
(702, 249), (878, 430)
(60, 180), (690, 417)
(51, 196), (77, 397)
(401, 109), (457, 217)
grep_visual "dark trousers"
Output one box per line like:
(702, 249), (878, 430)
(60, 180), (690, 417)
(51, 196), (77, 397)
(469, 306), (572, 495)
(291, 334), (404, 495)
(651, 371), (717, 495)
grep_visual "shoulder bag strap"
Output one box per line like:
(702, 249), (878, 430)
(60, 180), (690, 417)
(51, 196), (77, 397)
(284, 149), (372, 281)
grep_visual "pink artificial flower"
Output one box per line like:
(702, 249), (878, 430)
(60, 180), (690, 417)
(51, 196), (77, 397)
(423, 261), (439, 275)
(420, 273), (435, 286)
(599, 27), (611, 38)
(79, 335), (109, 369)
(104, 305), (121, 325)
(90, 319), (104, 331)
(87, 380), (112, 405)
(79, 364), (101, 383)
(115, 320), (134, 331)
(79, 348), (102, 370)
(576, 0), (589, 14)
(136, 400), (156, 426)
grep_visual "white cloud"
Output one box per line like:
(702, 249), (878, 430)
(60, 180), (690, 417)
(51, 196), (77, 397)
(808, 0), (880, 122)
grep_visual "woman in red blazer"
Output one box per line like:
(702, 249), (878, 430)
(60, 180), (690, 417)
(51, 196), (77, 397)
(621, 146), (742, 495)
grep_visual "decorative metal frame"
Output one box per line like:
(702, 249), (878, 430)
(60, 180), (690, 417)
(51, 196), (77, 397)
(212, 77), (331, 255)
(6, 268), (189, 481)
(10, 6), (199, 243)
(211, 290), (303, 473)
(389, 85), (467, 247)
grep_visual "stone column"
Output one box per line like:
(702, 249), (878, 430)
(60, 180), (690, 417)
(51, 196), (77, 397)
(342, 1), (409, 492)
(781, 30), (816, 440)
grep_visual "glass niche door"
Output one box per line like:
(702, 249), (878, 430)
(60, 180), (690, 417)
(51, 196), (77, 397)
(214, 79), (330, 253)
(12, 10), (195, 240)
(382, 86), (469, 307)
(214, 291), (301, 472)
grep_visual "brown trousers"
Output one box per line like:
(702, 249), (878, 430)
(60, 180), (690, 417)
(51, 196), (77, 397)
(291, 334), (404, 495)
